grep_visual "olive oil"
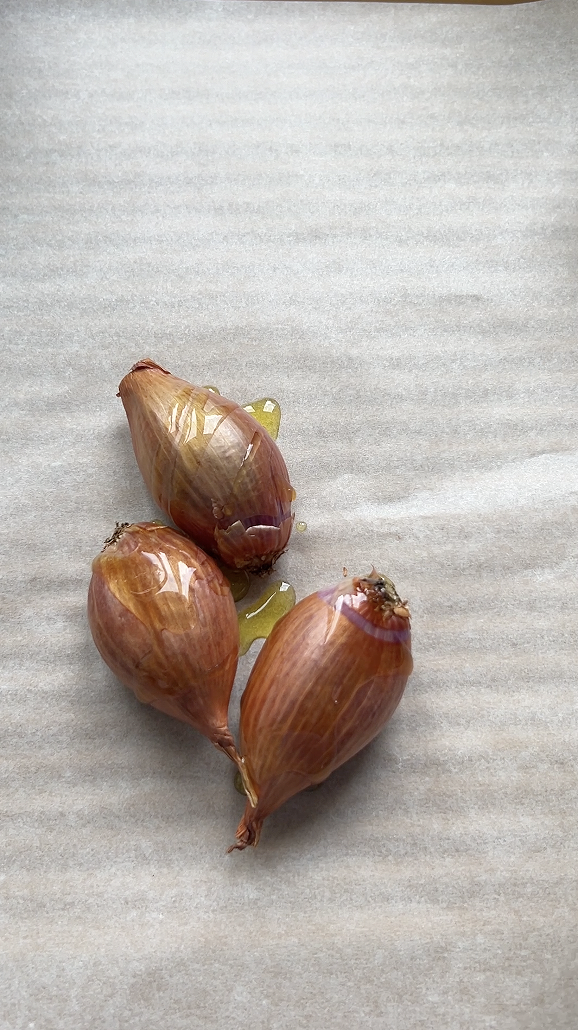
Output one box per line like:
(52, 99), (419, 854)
(243, 398), (281, 440)
(238, 580), (296, 655)
(218, 563), (251, 602)
(203, 388), (282, 440)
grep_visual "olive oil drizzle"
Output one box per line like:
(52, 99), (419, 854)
(218, 563), (251, 602)
(237, 580), (296, 655)
(242, 398), (282, 440)
(203, 385), (282, 440)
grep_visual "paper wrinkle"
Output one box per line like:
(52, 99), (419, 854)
(345, 451), (578, 521)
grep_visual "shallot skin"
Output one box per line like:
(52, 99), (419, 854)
(88, 522), (244, 769)
(118, 359), (294, 572)
(231, 572), (413, 851)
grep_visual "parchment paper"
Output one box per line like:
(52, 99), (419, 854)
(2, 2), (577, 1028)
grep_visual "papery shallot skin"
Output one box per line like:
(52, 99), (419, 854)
(88, 521), (247, 774)
(118, 359), (295, 572)
(230, 572), (413, 851)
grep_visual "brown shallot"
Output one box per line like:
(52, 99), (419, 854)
(230, 570), (413, 850)
(87, 521), (256, 802)
(118, 359), (295, 572)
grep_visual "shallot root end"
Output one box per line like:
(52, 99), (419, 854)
(227, 807), (263, 853)
(214, 741), (259, 808)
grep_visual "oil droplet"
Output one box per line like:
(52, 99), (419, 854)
(296, 521), (307, 532)
(243, 398), (281, 440)
(238, 580), (296, 655)
(216, 561), (251, 602)
(203, 385), (221, 394)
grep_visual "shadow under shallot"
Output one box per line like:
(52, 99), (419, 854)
(225, 724), (409, 866)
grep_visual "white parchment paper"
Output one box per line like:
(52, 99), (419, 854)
(1, 2), (577, 1028)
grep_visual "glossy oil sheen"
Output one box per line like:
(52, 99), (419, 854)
(216, 562), (251, 602)
(242, 398), (281, 441)
(230, 573), (413, 850)
(118, 360), (294, 572)
(204, 389), (282, 442)
(87, 522), (240, 751)
(237, 580), (296, 656)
